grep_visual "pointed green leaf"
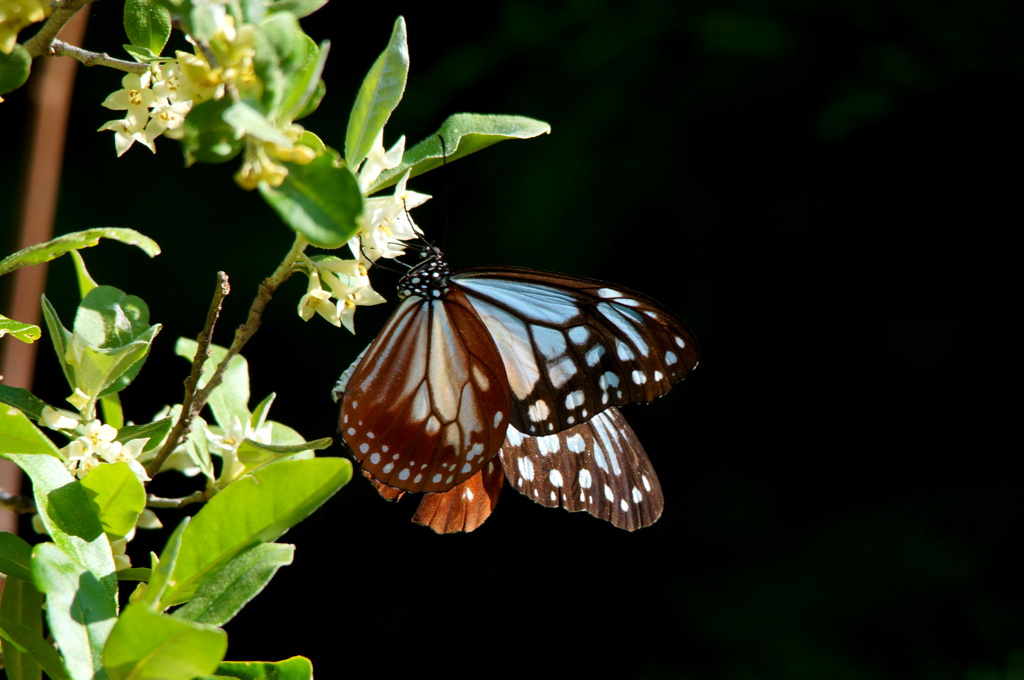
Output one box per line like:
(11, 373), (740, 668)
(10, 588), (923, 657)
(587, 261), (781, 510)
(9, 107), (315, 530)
(345, 16), (408, 168)
(32, 543), (117, 680)
(0, 388), (53, 427)
(0, 532), (34, 581)
(369, 113), (552, 194)
(0, 229), (159, 277)
(2, 448), (117, 598)
(213, 656), (313, 680)
(41, 295), (76, 391)
(116, 417), (173, 454)
(0, 405), (62, 456)
(172, 542), (294, 626)
(74, 286), (151, 349)
(124, 0), (172, 55)
(0, 315), (41, 343)
(103, 603), (227, 680)
(163, 457), (351, 605)
(259, 152), (362, 248)
(142, 517), (189, 610)
(79, 462), (146, 540)
(0, 576), (69, 680)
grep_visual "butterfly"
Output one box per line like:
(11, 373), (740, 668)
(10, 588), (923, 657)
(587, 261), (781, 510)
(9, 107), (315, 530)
(334, 245), (698, 529)
(356, 406), (663, 532)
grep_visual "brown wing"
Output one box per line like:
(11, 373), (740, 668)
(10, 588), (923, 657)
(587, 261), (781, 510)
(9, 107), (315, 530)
(340, 287), (511, 493)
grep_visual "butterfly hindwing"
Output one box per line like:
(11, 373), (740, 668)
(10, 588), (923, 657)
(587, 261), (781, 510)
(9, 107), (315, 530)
(453, 267), (699, 436)
(499, 406), (664, 531)
(340, 286), (512, 493)
(409, 457), (505, 533)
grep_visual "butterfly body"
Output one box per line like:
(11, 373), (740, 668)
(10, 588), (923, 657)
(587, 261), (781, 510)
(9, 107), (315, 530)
(340, 248), (699, 500)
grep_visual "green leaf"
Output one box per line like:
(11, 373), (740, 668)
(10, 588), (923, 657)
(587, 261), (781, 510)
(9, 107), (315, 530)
(213, 656), (313, 680)
(116, 417), (173, 454)
(0, 576), (70, 680)
(41, 295), (76, 391)
(162, 457), (351, 606)
(116, 567), (152, 582)
(182, 98), (246, 165)
(267, 0), (327, 18)
(0, 386), (52, 422)
(79, 463), (146, 540)
(32, 543), (117, 680)
(124, 0), (172, 55)
(70, 251), (99, 300)
(259, 152), (362, 248)
(0, 532), (34, 581)
(370, 113), (552, 194)
(172, 543), (294, 626)
(0, 228), (160, 277)
(251, 13), (318, 118)
(66, 324), (161, 407)
(0, 45), (31, 96)
(345, 16), (408, 168)
(142, 517), (189, 610)
(64, 287), (161, 404)
(175, 339), (250, 428)
(2, 449), (117, 599)
(222, 101), (294, 146)
(74, 286), (151, 349)
(236, 433), (331, 469)
(0, 314), (41, 343)
(103, 602), (227, 680)
(0, 405), (62, 456)
(122, 44), (159, 62)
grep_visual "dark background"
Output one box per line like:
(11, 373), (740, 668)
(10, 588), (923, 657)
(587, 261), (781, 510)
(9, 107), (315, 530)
(4, 1), (1024, 678)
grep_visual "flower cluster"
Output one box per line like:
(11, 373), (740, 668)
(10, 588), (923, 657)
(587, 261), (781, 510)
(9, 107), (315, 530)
(41, 407), (151, 482)
(296, 130), (431, 332)
(98, 67), (194, 157)
(0, 0), (50, 54)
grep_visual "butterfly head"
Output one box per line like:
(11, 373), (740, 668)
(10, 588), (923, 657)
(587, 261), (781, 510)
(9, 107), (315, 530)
(397, 246), (451, 300)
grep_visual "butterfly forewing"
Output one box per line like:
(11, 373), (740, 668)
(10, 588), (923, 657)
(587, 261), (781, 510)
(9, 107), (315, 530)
(341, 287), (512, 493)
(499, 407), (663, 531)
(454, 267), (699, 436)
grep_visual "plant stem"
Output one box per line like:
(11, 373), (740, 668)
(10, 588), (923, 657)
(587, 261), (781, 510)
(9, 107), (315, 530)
(51, 40), (150, 73)
(22, 0), (93, 59)
(145, 236), (308, 480)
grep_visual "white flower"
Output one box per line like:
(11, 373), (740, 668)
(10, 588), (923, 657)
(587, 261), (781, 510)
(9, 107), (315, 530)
(145, 99), (192, 143)
(40, 405), (80, 431)
(101, 72), (156, 118)
(350, 169), (431, 262)
(98, 110), (155, 157)
(356, 130), (405, 193)
(62, 420), (150, 482)
(297, 270), (341, 326)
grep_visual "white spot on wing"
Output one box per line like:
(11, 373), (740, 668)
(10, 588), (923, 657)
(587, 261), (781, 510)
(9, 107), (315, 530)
(517, 456), (535, 481)
(549, 469), (563, 487)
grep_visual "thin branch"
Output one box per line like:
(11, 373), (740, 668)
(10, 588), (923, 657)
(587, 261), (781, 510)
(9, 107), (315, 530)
(144, 236), (305, 481)
(51, 40), (149, 73)
(181, 237), (305, 418)
(146, 272), (231, 478)
(23, 0), (94, 58)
